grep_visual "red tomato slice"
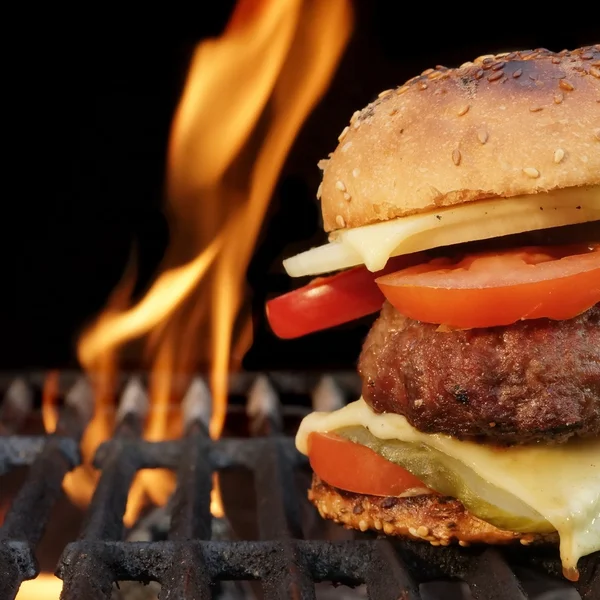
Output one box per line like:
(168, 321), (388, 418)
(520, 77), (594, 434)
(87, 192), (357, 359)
(266, 253), (425, 339)
(376, 243), (600, 329)
(307, 431), (429, 497)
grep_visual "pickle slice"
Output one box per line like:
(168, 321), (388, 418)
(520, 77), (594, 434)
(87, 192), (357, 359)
(335, 426), (555, 533)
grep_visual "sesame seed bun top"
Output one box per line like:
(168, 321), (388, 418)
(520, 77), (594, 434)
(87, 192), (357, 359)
(319, 45), (600, 232)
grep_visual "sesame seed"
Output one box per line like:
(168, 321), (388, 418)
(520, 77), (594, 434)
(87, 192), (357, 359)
(523, 167), (540, 178)
(343, 192), (351, 201)
(440, 540), (451, 546)
(529, 105), (543, 112)
(383, 522), (395, 535)
(594, 129), (600, 141)
(417, 526), (430, 537)
(554, 148), (565, 163)
(512, 68), (523, 78)
(396, 86), (409, 95)
(452, 148), (462, 166)
(389, 108), (398, 116)
(492, 61), (506, 71)
(459, 540), (471, 547)
(559, 79), (574, 91)
(408, 527), (418, 537)
(418, 82), (428, 90)
(358, 519), (369, 532)
(316, 183), (323, 200)
(352, 168), (360, 178)
(335, 215), (346, 228)
(352, 120), (361, 130)
(551, 57), (561, 64)
(350, 110), (361, 124)
(582, 52), (594, 60)
(520, 538), (533, 546)
(430, 541), (441, 547)
(335, 180), (346, 192)
(477, 129), (489, 144)
(554, 92), (564, 104)
(338, 126), (349, 142)
(590, 67), (600, 79)
(475, 69), (485, 80)
(378, 89), (393, 98)
(487, 70), (503, 82)
(457, 104), (470, 116)
(341, 141), (352, 153)
(374, 519), (383, 530)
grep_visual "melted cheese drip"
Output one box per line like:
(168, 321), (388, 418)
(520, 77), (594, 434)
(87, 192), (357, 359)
(296, 399), (600, 575)
(284, 185), (600, 276)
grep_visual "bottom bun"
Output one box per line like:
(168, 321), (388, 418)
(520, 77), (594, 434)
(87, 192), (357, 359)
(309, 475), (558, 547)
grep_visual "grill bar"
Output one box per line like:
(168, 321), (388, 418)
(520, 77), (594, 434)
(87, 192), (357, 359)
(0, 395), (86, 600)
(366, 540), (420, 600)
(160, 403), (214, 599)
(465, 549), (528, 600)
(249, 376), (315, 599)
(60, 385), (147, 600)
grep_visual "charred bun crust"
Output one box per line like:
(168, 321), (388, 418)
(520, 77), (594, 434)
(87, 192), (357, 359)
(320, 46), (600, 232)
(309, 476), (558, 547)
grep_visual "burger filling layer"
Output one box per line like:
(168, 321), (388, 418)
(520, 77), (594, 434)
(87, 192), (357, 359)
(359, 302), (600, 444)
(284, 185), (600, 276)
(296, 398), (600, 579)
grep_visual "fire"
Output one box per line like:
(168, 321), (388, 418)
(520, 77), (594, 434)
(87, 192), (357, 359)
(43, 0), (352, 528)
(16, 574), (63, 600)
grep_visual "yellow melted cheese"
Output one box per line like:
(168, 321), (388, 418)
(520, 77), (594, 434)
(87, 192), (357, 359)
(284, 185), (600, 276)
(296, 399), (600, 575)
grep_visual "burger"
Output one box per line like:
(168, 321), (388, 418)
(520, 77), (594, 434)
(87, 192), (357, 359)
(265, 46), (600, 581)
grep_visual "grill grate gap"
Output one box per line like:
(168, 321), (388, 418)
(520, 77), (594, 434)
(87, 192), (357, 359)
(1, 372), (598, 600)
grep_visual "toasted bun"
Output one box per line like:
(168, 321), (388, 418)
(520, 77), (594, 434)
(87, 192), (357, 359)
(310, 476), (558, 547)
(320, 46), (600, 232)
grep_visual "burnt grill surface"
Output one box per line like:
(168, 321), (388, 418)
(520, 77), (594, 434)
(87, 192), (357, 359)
(0, 372), (598, 600)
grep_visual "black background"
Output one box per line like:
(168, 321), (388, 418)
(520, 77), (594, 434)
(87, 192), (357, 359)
(5, 2), (598, 371)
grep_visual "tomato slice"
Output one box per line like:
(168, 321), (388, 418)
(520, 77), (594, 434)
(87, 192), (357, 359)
(376, 244), (600, 329)
(308, 431), (428, 497)
(266, 253), (425, 339)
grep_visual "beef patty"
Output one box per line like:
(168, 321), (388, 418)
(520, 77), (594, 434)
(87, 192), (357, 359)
(359, 302), (600, 444)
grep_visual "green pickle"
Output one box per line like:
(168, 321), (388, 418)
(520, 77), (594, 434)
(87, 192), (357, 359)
(334, 426), (555, 534)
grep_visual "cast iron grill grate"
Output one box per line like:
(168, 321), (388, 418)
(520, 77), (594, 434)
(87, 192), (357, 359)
(0, 373), (598, 600)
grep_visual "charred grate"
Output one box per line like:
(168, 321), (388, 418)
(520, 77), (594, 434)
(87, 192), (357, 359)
(0, 373), (599, 600)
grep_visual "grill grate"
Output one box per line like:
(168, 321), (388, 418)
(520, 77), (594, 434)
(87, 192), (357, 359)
(0, 373), (598, 600)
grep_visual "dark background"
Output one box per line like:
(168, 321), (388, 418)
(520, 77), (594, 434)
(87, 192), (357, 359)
(6, 3), (598, 371)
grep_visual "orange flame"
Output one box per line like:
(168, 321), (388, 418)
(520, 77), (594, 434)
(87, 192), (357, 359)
(15, 574), (63, 600)
(45, 0), (353, 527)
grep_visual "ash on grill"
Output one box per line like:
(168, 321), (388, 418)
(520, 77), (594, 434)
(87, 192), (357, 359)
(0, 373), (598, 600)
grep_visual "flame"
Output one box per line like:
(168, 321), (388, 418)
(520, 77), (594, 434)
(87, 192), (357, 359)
(15, 574), (62, 599)
(44, 0), (353, 528)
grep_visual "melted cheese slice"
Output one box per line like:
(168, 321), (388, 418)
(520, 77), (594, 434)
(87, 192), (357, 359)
(296, 399), (600, 575)
(284, 185), (600, 276)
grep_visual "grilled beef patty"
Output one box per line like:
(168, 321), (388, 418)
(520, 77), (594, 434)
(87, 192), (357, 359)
(359, 302), (600, 444)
